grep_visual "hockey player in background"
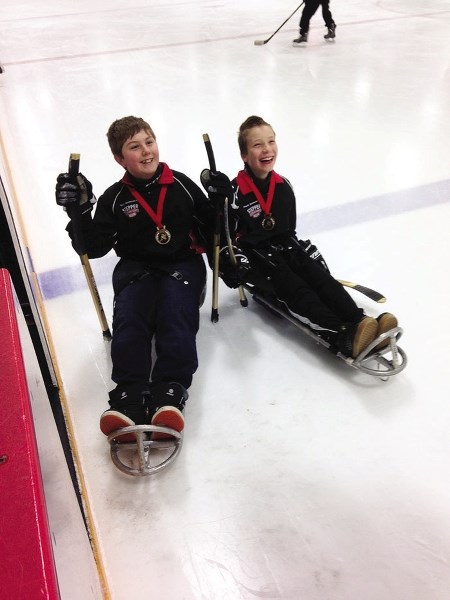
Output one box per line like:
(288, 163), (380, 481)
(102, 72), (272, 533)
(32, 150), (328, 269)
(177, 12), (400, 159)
(293, 0), (336, 45)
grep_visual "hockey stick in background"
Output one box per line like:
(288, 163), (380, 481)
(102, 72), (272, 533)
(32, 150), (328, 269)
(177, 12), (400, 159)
(202, 134), (247, 322)
(254, 2), (304, 45)
(68, 153), (112, 339)
(337, 280), (386, 303)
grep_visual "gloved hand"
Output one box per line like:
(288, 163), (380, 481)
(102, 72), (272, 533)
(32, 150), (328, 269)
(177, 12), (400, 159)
(297, 238), (330, 272)
(55, 172), (97, 214)
(200, 169), (234, 203)
(219, 246), (250, 288)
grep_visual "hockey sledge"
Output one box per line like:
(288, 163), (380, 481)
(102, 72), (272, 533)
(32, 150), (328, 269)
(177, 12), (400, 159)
(247, 285), (407, 379)
(107, 425), (183, 476)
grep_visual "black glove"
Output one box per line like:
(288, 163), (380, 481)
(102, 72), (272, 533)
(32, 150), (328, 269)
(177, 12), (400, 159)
(55, 172), (97, 214)
(297, 239), (330, 272)
(219, 246), (250, 288)
(200, 169), (234, 203)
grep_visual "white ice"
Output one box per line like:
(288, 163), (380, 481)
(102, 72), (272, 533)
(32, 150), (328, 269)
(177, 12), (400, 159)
(1, 1), (450, 598)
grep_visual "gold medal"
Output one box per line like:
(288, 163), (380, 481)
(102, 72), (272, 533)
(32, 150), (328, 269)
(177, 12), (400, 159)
(155, 226), (171, 245)
(262, 214), (275, 230)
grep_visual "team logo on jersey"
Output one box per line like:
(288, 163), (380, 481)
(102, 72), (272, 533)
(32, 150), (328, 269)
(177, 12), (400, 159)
(247, 204), (262, 219)
(122, 203), (139, 218)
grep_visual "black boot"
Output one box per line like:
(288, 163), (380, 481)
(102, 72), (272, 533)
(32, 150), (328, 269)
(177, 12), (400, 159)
(148, 382), (188, 438)
(100, 382), (150, 440)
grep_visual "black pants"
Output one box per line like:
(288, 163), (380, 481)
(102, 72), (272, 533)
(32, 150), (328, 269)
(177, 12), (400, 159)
(300, 0), (335, 35)
(247, 248), (363, 335)
(111, 255), (206, 390)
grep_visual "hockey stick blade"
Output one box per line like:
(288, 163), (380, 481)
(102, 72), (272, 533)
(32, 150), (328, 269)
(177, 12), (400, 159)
(338, 280), (386, 303)
(254, 1), (304, 46)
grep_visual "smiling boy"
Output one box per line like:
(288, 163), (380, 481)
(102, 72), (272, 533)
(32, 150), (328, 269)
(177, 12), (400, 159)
(56, 116), (215, 439)
(202, 115), (398, 358)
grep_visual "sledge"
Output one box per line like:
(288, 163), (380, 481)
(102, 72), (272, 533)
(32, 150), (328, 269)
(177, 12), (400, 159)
(107, 425), (183, 476)
(247, 284), (407, 379)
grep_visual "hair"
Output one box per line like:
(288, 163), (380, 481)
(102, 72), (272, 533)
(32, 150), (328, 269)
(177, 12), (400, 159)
(237, 115), (275, 156)
(106, 116), (156, 157)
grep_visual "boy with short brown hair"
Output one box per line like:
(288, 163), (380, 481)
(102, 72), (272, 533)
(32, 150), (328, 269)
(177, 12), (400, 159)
(56, 116), (215, 439)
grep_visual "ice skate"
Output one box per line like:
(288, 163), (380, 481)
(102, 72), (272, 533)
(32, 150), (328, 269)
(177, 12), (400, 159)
(324, 25), (336, 40)
(293, 34), (308, 45)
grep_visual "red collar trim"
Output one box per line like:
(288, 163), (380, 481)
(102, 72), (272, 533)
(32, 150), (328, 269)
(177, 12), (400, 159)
(122, 162), (174, 186)
(236, 170), (283, 195)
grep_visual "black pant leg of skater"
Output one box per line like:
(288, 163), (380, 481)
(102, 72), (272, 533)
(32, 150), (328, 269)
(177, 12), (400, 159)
(110, 273), (158, 385)
(288, 251), (364, 324)
(321, 0), (335, 29)
(151, 255), (207, 390)
(300, 0), (322, 35)
(248, 250), (346, 334)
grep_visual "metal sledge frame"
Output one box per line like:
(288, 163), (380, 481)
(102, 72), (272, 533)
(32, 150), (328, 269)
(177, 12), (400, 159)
(247, 285), (407, 379)
(107, 425), (183, 476)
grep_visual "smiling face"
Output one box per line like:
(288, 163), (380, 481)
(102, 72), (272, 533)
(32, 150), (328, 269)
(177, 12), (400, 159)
(115, 129), (160, 179)
(241, 125), (278, 180)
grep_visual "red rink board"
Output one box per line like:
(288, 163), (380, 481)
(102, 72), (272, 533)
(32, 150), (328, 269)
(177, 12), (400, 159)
(0, 268), (60, 599)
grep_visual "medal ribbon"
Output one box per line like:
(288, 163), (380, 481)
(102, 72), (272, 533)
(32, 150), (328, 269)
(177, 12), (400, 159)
(237, 170), (278, 217)
(126, 184), (168, 229)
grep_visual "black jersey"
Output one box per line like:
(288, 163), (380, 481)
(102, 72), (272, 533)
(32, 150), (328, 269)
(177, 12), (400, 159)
(68, 163), (214, 264)
(230, 168), (297, 248)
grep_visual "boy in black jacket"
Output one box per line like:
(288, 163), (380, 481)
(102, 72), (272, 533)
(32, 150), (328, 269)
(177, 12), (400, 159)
(202, 115), (398, 359)
(56, 116), (215, 440)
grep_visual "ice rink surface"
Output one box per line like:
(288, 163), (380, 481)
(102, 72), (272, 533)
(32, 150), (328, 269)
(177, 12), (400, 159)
(1, 1), (450, 598)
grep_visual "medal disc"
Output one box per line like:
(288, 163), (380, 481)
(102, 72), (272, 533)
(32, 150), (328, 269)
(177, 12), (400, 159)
(155, 227), (171, 245)
(262, 215), (275, 230)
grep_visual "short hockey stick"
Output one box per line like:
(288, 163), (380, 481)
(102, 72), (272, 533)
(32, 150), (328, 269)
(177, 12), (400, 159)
(202, 134), (247, 321)
(223, 196), (248, 307)
(68, 154), (112, 339)
(202, 135), (221, 322)
(337, 280), (386, 303)
(254, 2), (304, 45)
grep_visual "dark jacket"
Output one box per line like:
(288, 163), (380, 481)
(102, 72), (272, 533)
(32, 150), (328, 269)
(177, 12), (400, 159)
(230, 168), (297, 249)
(67, 163), (214, 264)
